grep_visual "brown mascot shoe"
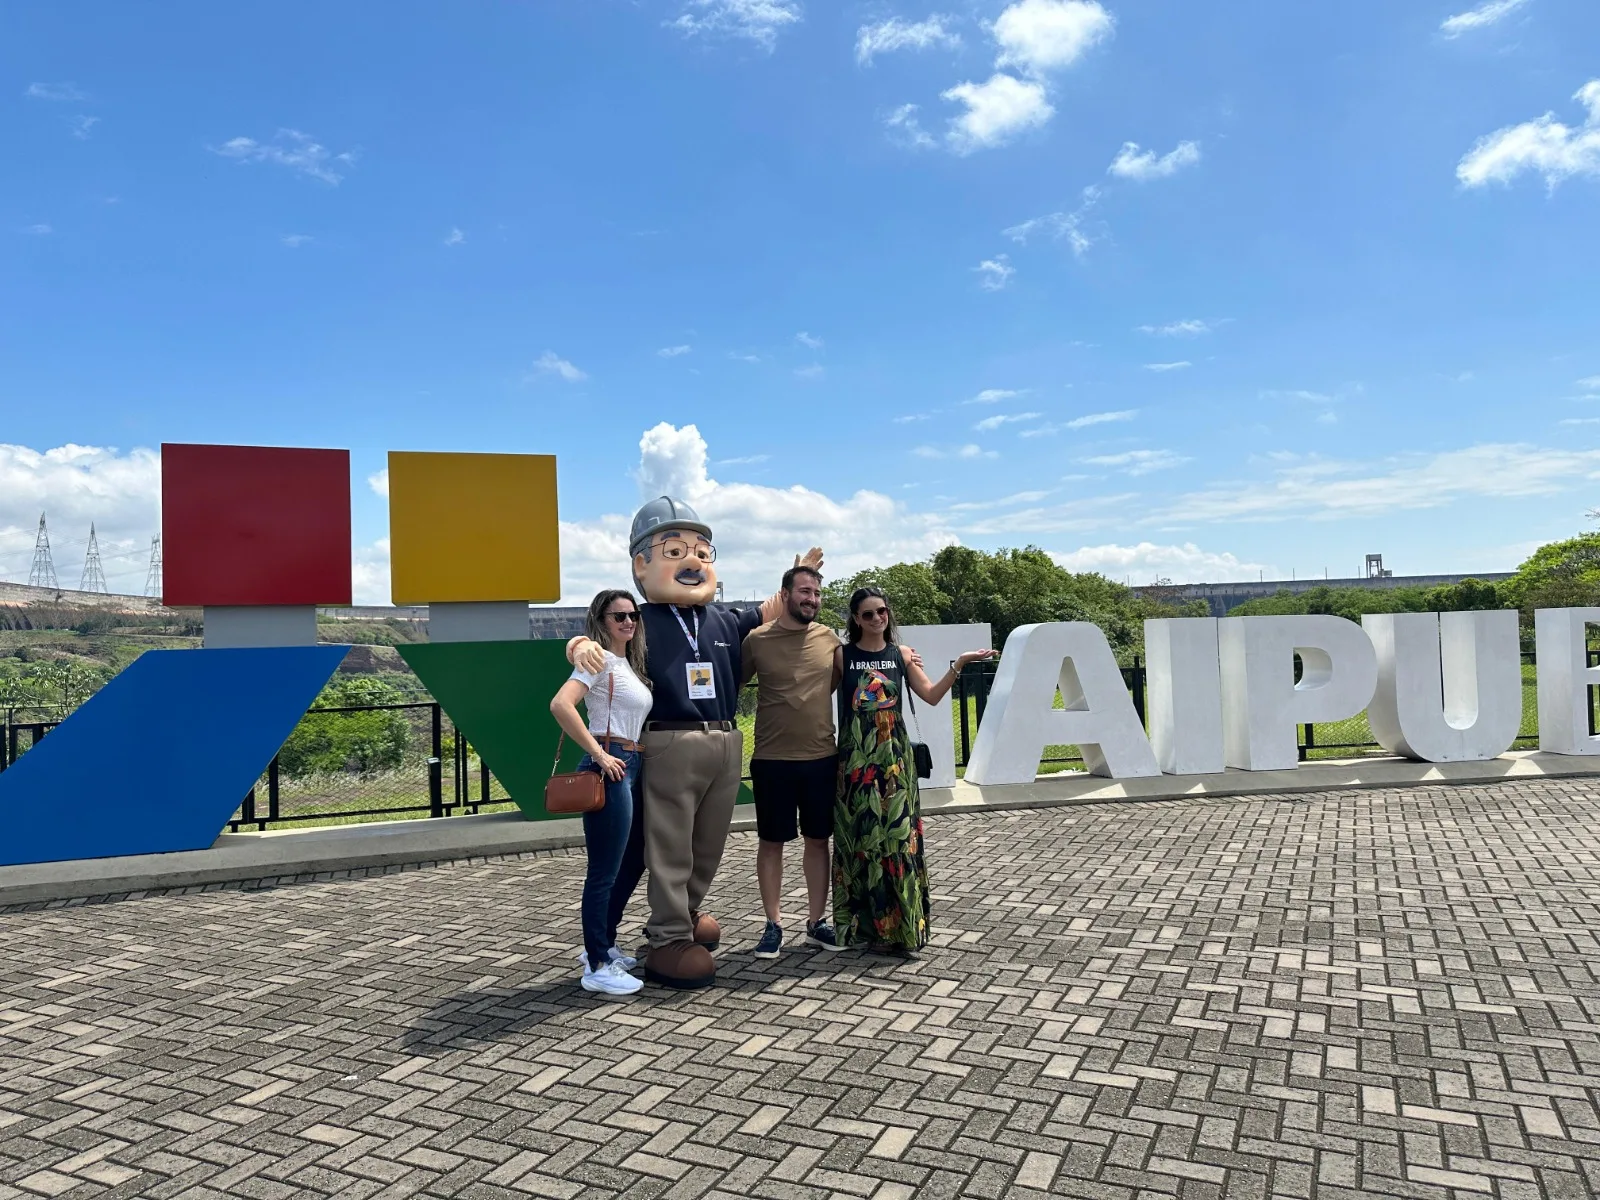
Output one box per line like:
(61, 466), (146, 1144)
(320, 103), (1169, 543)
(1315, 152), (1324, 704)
(644, 940), (716, 990)
(691, 910), (721, 951)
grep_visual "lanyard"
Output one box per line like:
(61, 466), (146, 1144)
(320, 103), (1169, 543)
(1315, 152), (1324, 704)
(669, 605), (700, 656)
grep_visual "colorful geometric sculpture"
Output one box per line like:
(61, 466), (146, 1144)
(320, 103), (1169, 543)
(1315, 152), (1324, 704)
(0, 645), (347, 866)
(162, 443), (353, 606)
(388, 451), (560, 605)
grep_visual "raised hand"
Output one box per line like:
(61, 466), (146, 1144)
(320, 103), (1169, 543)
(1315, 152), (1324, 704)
(794, 546), (824, 573)
(568, 637), (606, 674)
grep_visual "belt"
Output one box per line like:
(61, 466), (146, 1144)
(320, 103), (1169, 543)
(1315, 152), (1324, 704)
(646, 720), (735, 733)
(598, 738), (643, 752)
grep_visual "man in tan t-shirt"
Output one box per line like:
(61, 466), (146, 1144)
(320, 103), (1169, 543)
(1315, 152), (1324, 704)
(740, 564), (842, 959)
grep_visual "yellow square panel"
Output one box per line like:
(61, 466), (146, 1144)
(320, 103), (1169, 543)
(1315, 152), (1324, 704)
(388, 451), (560, 604)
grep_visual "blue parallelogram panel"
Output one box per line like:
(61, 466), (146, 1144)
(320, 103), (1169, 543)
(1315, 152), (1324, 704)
(0, 646), (346, 867)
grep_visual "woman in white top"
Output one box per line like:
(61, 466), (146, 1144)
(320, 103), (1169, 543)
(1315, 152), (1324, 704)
(550, 589), (654, 996)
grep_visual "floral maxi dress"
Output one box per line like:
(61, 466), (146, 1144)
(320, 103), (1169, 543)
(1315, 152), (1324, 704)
(833, 642), (929, 951)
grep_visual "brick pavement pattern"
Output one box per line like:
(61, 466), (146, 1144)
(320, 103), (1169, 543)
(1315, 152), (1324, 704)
(4, 779), (1600, 1199)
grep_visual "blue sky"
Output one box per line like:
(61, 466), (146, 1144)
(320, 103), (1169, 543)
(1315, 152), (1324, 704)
(3, 0), (1599, 603)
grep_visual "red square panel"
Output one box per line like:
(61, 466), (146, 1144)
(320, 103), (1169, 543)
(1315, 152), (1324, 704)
(162, 444), (351, 606)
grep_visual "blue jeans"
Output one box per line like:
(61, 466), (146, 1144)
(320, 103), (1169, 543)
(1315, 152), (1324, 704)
(578, 748), (642, 971)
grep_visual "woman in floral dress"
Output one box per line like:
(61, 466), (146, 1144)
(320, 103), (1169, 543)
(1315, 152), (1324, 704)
(832, 587), (996, 953)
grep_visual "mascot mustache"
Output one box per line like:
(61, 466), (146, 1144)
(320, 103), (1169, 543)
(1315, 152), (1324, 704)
(674, 567), (706, 585)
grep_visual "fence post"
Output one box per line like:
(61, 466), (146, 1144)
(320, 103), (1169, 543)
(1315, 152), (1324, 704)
(1300, 723), (1314, 762)
(956, 669), (970, 766)
(1, 722), (7, 771)
(481, 758), (490, 809)
(267, 755), (280, 827)
(1131, 655), (1146, 728)
(239, 787), (255, 832)
(429, 703), (444, 818)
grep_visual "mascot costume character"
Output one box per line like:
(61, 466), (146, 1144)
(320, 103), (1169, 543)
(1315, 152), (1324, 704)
(568, 496), (821, 989)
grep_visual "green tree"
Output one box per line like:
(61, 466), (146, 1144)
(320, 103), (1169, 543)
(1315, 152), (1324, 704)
(1503, 533), (1600, 615)
(822, 561), (948, 629)
(279, 676), (411, 777)
(26, 659), (108, 711)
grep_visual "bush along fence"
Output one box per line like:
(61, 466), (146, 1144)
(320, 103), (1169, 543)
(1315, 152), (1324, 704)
(0, 650), (1569, 832)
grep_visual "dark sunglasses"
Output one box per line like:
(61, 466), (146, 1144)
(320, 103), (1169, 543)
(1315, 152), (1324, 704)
(606, 611), (640, 624)
(857, 606), (890, 619)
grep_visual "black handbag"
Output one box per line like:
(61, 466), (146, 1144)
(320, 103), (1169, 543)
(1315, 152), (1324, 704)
(899, 650), (934, 780)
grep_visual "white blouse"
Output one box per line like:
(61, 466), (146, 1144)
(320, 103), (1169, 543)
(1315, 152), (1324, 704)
(569, 651), (653, 743)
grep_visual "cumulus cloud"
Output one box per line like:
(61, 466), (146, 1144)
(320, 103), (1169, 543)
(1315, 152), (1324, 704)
(1139, 319), (1219, 336)
(1440, 0), (1530, 38)
(942, 74), (1054, 154)
(973, 254), (1016, 290)
(1067, 409), (1136, 429)
(883, 103), (936, 149)
(211, 128), (355, 185)
(1049, 541), (1269, 584)
(992, 0), (1114, 76)
(530, 351), (587, 383)
(968, 388), (1025, 404)
(443, 227), (465, 246)
(913, 443), (1000, 461)
(25, 82), (87, 102)
(1003, 187), (1100, 256)
(555, 423), (960, 603)
(1080, 449), (1190, 475)
(668, 0), (801, 50)
(856, 15), (961, 65)
(0, 444), (161, 591)
(1457, 80), (1600, 189)
(368, 469), (389, 498)
(973, 411), (1042, 431)
(794, 331), (824, 349)
(1108, 140), (1202, 181)
(658, 344), (693, 357)
(1144, 361), (1191, 372)
(1579, 375), (1600, 391)
(69, 115), (99, 140)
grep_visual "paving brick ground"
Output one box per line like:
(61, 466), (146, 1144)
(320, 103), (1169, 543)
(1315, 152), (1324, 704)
(5, 779), (1600, 1199)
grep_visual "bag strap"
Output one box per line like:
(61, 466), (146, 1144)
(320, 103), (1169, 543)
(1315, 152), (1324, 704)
(550, 668), (617, 779)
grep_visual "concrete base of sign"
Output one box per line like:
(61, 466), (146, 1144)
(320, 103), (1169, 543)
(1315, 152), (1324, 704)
(203, 605), (318, 649)
(2, 751), (1596, 907)
(428, 601), (530, 643)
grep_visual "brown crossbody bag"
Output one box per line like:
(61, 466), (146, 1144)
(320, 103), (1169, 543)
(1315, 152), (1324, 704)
(544, 673), (614, 816)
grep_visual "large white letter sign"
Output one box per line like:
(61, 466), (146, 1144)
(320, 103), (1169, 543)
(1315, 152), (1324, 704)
(1536, 607), (1600, 755)
(1218, 616), (1378, 771)
(899, 622), (994, 789)
(1363, 611), (1521, 762)
(965, 622), (1158, 785)
(1145, 617), (1224, 775)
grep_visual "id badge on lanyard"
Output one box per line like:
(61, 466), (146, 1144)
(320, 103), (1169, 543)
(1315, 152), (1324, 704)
(672, 606), (717, 701)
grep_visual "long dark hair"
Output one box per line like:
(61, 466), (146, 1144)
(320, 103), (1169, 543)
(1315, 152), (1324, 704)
(586, 588), (651, 687)
(846, 586), (899, 647)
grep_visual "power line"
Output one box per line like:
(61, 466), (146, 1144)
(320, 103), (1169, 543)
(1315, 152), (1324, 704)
(27, 514), (58, 589)
(79, 523), (108, 593)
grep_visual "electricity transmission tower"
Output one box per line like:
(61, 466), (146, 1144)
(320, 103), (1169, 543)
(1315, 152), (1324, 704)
(79, 523), (108, 593)
(143, 534), (163, 599)
(27, 514), (58, 589)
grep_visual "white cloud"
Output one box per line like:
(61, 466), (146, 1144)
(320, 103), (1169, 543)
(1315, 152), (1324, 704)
(883, 103), (936, 149)
(1162, 443), (1600, 524)
(0, 444), (161, 591)
(856, 15), (961, 65)
(974, 254), (1016, 290)
(668, 0), (802, 51)
(211, 128), (355, 185)
(1559, 417), (1600, 426)
(945, 489), (1053, 511)
(530, 351), (587, 383)
(1579, 375), (1600, 391)
(1067, 409), (1137, 429)
(992, 0), (1114, 77)
(351, 538), (392, 606)
(658, 344), (693, 357)
(69, 115), (99, 140)
(281, 234), (313, 248)
(444, 227), (465, 246)
(894, 413), (932, 423)
(1049, 541), (1269, 584)
(1440, 0), (1531, 38)
(1003, 187), (1100, 256)
(968, 388), (1025, 404)
(913, 443), (1000, 460)
(1108, 140), (1202, 181)
(1458, 80), (1600, 189)
(1139, 319), (1218, 336)
(717, 454), (771, 465)
(943, 74), (1054, 154)
(973, 411), (1042, 431)
(794, 331), (824, 349)
(1144, 361), (1191, 372)
(557, 423), (959, 603)
(368, 468), (389, 498)
(25, 82), (87, 102)
(794, 364), (825, 380)
(24, 224), (52, 236)
(1261, 388), (1336, 404)
(729, 351), (762, 363)
(1081, 449), (1190, 475)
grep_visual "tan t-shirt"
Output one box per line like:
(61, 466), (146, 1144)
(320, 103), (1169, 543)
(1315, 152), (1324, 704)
(741, 619), (840, 761)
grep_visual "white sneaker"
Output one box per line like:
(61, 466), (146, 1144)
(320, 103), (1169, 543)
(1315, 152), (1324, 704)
(575, 946), (638, 970)
(581, 960), (643, 997)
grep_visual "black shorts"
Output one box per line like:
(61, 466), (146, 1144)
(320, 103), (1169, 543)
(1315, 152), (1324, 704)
(751, 755), (838, 843)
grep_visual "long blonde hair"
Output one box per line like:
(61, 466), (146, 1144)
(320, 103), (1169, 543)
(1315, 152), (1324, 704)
(586, 589), (651, 687)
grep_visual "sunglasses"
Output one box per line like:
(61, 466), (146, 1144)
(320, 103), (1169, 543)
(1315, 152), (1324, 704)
(606, 611), (640, 624)
(857, 606), (890, 620)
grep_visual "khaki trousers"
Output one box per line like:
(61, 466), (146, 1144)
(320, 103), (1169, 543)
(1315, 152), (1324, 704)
(641, 727), (743, 947)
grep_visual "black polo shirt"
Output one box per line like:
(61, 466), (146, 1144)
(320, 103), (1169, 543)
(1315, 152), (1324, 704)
(641, 602), (763, 723)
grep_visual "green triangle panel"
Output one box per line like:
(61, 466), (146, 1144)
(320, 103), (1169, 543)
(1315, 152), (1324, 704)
(399, 639), (586, 821)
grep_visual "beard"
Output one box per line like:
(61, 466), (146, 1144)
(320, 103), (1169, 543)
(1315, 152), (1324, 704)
(786, 598), (818, 625)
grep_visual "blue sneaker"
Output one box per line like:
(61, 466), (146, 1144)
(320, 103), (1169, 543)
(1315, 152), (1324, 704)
(805, 920), (842, 953)
(754, 921), (783, 959)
